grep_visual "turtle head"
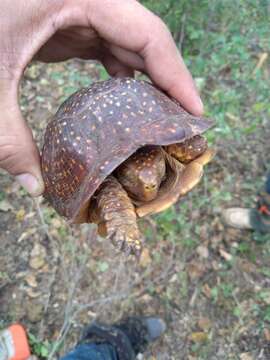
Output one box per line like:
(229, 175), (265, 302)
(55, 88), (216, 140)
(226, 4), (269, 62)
(137, 167), (160, 201)
(116, 146), (166, 202)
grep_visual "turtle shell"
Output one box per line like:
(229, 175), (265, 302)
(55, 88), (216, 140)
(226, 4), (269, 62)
(41, 77), (213, 222)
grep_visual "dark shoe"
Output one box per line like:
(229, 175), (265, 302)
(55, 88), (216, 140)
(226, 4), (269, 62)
(80, 316), (166, 360)
(116, 316), (166, 354)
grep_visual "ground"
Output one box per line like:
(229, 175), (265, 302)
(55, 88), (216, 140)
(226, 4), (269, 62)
(0, 2), (269, 359)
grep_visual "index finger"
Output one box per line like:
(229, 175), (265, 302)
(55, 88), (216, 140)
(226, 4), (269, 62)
(88, 0), (203, 116)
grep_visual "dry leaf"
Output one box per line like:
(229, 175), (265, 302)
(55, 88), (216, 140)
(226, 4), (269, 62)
(25, 287), (41, 298)
(51, 217), (62, 228)
(197, 317), (212, 331)
(31, 243), (47, 258)
(30, 243), (47, 270)
(139, 248), (151, 267)
(189, 332), (208, 343)
(196, 245), (209, 259)
(202, 284), (212, 299)
(17, 228), (36, 243)
(16, 208), (26, 221)
(187, 262), (205, 280)
(240, 353), (253, 360)
(219, 248), (233, 261)
(264, 328), (270, 342)
(252, 52), (268, 75)
(0, 200), (13, 212)
(25, 274), (38, 288)
(29, 256), (45, 270)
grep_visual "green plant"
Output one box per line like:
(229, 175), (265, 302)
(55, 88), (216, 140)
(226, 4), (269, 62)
(28, 333), (54, 359)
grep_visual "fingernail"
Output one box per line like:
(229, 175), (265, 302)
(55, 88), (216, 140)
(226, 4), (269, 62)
(16, 173), (44, 196)
(195, 97), (204, 116)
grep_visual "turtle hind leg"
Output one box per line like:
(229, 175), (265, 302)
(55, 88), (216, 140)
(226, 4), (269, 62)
(89, 176), (143, 257)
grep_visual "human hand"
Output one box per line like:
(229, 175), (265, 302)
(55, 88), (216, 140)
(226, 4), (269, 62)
(0, 0), (203, 196)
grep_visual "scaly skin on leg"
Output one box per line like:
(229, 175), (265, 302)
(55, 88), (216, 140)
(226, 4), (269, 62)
(178, 148), (216, 196)
(165, 136), (215, 195)
(164, 135), (208, 164)
(89, 176), (143, 257)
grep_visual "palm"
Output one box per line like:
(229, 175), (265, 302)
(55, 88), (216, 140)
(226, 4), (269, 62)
(36, 27), (101, 62)
(35, 26), (135, 77)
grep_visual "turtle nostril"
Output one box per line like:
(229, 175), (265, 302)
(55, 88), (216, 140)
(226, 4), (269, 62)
(145, 184), (157, 191)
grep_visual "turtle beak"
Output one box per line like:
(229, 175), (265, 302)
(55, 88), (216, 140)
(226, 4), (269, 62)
(142, 183), (158, 202)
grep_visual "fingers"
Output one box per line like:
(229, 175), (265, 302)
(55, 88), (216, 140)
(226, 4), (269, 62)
(88, 0), (203, 115)
(142, 32), (204, 116)
(101, 53), (134, 77)
(0, 85), (44, 196)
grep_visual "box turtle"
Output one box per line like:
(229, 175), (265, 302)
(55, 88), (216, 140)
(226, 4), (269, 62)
(41, 78), (214, 257)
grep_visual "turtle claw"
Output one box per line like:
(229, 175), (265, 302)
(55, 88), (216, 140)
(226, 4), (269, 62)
(108, 225), (143, 258)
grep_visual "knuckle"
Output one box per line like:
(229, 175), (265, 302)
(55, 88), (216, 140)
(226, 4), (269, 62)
(0, 139), (20, 168)
(0, 134), (31, 174)
(151, 15), (170, 37)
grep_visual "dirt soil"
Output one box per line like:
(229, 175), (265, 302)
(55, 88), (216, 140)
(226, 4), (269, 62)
(0, 60), (270, 360)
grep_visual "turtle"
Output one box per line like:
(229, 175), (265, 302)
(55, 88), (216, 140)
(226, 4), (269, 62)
(41, 77), (215, 256)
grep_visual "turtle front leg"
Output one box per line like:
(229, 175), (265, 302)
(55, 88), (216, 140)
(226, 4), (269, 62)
(89, 176), (143, 257)
(178, 148), (216, 196)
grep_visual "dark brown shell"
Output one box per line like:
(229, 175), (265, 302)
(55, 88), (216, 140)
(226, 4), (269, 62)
(41, 77), (213, 222)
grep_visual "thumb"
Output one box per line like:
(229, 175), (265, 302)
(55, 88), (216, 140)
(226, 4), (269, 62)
(0, 83), (44, 196)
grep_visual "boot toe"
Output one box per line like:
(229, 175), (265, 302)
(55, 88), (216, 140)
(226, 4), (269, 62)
(144, 317), (167, 342)
(223, 208), (253, 229)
